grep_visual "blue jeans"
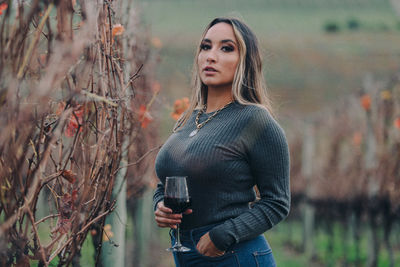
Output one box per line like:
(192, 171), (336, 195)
(170, 223), (277, 267)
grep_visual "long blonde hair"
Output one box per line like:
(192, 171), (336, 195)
(175, 17), (274, 130)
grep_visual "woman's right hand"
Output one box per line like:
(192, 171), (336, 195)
(154, 201), (193, 229)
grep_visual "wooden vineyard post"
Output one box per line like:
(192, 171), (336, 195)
(363, 76), (379, 267)
(101, 139), (129, 267)
(301, 123), (316, 259)
(133, 190), (154, 266)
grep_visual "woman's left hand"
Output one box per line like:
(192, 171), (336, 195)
(196, 232), (225, 257)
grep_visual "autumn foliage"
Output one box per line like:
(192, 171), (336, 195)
(171, 97), (189, 120)
(0, 3), (7, 15)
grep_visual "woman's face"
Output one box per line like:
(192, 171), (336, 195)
(197, 23), (240, 91)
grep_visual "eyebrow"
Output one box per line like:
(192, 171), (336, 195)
(202, 38), (237, 46)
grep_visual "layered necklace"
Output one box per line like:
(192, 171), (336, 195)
(189, 101), (234, 137)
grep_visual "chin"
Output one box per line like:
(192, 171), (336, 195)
(202, 79), (222, 87)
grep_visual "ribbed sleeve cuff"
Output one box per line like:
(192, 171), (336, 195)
(208, 225), (237, 251)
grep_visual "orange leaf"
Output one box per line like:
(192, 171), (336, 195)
(170, 97), (189, 121)
(139, 105), (153, 128)
(394, 118), (400, 129)
(56, 102), (66, 116)
(61, 170), (77, 183)
(0, 3), (8, 15)
(65, 123), (79, 137)
(71, 189), (78, 202)
(65, 105), (85, 137)
(112, 24), (125, 38)
(103, 224), (114, 241)
(360, 94), (371, 111)
(151, 37), (163, 49)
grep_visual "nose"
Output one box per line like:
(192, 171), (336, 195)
(206, 49), (217, 63)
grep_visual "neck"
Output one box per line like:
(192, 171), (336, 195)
(206, 86), (233, 113)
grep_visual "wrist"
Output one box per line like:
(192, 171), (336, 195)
(209, 228), (232, 252)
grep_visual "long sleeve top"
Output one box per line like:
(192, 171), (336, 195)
(153, 101), (290, 251)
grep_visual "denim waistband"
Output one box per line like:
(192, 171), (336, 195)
(172, 222), (223, 242)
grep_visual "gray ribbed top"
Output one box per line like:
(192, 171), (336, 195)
(153, 101), (290, 251)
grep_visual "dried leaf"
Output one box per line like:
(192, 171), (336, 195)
(61, 170), (77, 183)
(151, 36), (163, 49)
(59, 192), (75, 218)
(171, 97), (189, 121)
(0, 3), (8, 16)
(112, 24), (125, 37)
(139, 105), (153, 128)
(55, 217), (72, 234)
(103, 224), (114, 241)
(360, 94), (371, 111)
(65, 105), (84, 137)
(394, 118), (400, 129)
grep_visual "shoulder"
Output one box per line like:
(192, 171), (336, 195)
(232, 103), (270, 119)
(233, 104), (288, 148)
(236, 104), (282, 131)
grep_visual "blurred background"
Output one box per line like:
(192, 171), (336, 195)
(1, 0), (399, 266)
(131, 0), (400, 266)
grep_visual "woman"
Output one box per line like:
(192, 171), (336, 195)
(153, 17), (290, 266)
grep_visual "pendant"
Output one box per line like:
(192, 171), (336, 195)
(189, 129), (199, 137)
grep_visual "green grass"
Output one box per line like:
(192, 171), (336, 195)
(267, 219), (400, 267)
(266, 221), (311, 266)
(27, 221), (95, 266)
(153, 218), (400, 266)
(27, 210), (400, 266)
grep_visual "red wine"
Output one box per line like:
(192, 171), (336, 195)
(164, 197), (191, 214)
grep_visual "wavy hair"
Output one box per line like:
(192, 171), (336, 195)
(175, 17), (274, 130)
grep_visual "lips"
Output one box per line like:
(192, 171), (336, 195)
(203, 66), (217, 72)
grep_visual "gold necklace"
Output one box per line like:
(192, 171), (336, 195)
(189, 101), (234, 137)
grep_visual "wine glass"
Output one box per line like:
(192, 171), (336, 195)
(164, 176), (191, 252)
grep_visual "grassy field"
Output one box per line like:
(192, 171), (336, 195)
(29, 218), (400, 266)
(267, 220), (400, 267)
(150, 218), (400, 267)
(29, 224), (95, 266)
(138, 0), (396, 36)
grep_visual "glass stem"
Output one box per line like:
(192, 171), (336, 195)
(176, 224), (182, 247)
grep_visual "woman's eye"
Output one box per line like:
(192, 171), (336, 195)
(221, 46), (234, 52)
(200, 44), (211, 50)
